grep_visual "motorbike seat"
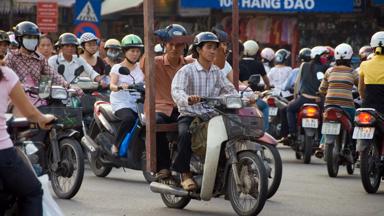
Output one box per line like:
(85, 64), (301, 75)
(98, 104), (121, 122)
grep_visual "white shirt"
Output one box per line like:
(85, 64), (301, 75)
(48, 54), (100, 83)
(221, 61), (232, 77)
(268, 66), (292, 90)
(110, 63), (144, 113)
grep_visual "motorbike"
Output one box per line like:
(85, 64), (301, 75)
(0, 114), (42, 215)
(322, 105), (357, 177)
(24, 79), (85, 199)
(352, 108), (384, 193)
(81, 67), (155, 182)
(150, 94), (270, 216)
(292, 103), (322, 164)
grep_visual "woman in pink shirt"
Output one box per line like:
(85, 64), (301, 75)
(0, 64), (55, 215)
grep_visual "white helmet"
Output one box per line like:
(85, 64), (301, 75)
(335, 43), (353, 60)
(154, 44), (163, 53)
(80, 32), (99, 44)
(243, 40), (259, 56)
(311, 46), (328, 59)
(260, 47), (275, 61)
(370, 31), (384, 48)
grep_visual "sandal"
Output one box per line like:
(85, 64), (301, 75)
(156, 169), (171, 180)
(180, 173), (197, 191)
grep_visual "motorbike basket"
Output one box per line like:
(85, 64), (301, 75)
(38, 106), (83, 129)
(222, 114), (264, 139)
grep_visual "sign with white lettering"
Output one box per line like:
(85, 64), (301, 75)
(180, 0), (354, 13)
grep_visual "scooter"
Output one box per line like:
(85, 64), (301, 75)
(150, 95), (270, 216)
(81, 67), (155, 182)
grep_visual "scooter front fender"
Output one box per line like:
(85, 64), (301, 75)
(258, 132), (278, 146)
(57, 129), (81, 142)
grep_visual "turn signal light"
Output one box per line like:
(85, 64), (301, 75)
(355, 112), (374, 125)
(304, 106), (318, 117)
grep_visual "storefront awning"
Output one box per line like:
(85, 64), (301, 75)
(101, 0), (143, 16)
(15, 0), (75, 7)
(181, 0), (354, 13)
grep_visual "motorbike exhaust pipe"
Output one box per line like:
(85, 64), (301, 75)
(81, 135), (99, 157)
(150, 182), (189, 197)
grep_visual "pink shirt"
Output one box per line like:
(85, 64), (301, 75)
(0, 66), (19, 150)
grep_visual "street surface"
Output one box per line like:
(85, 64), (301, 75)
(56, 146), (384, 216)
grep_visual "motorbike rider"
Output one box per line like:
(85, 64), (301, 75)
(171, 32), (237, 191)
(268, 49), (292, 96)
(37, 35), (54, 60)
(109, 34), (144, 155)
(283, 48), (311, 95)
(359, 31), (384, 114)
(104, 38), (123, 75)
(154, 43), (164, 56)
(284, 46), (330, 142)
(144, 24), (192, 179)
(5, 21), (66, 107)
(260, 47), (275, 74)
(80, 32), (106, 75)
(0, 62), (55, 215)
(0, 30), (10, 59)
(48, 33), (102, 84)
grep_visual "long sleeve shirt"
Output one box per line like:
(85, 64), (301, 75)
(172, 60), (238, 117)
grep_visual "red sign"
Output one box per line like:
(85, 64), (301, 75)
(37, 2), (58, 33)
(74, 22), (100, 38)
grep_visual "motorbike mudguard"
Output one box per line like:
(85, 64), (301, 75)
(304, 128), (316, 137)
(324, 135), (337, 145)
(258, 132), (278, 146)
(201, 115), (228, 201)
(57, 129), (81, 142)
(356, 139), (371, 152)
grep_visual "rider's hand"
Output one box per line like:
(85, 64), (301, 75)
(188, 95), (200, 105)
(121, 83), (129, 90)
(38, 114), (56, 130)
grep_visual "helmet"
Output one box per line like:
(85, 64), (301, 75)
(298, 48), (311, 62)
(104, 38), (121, 50)
(80, 32), (99, 44)
(155, 24), (187, 42)
(260, 48), (275, 61)
(14, 21), (40, 38)
(310, 46), (328, 59)
(121, 34), (144, 49)
(274, 49), (290, 64)
(193, 32), (219, 47)
(243, 40), (259, 56)
(359, 45), (373, 60)
(211, 27), (228, 43)
(335, 43), (353, 60)
(58, 33), (79, 46)
(370, 31), (384, 48)
(367, 53), (374, 60)
(154, 44), (163, 53)
(0, 30), (10, 44)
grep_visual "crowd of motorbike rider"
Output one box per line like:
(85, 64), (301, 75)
(1, 18), (384, 213)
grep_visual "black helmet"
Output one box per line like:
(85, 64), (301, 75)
(298, 48), (311, 62)
(155, 24), (187, 42)
(58, 33), (79, 46)
(211, 27), (228, 43)
(193, 32), (219, 47)
(274, 49), (291, 65)
(0, 30), (10, 44)
(14, 21), (40, 41)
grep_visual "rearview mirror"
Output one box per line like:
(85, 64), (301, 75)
(57, 64), (65, 75)
(248, 74), (261, 88)
(74, 65), (84, 77)
(118, 67), (130, 75)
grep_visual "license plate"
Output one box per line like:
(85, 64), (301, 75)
(352, 127), (375, 139)
(302, 118), (318, 128)
(321, 122), (341, 135)
(269, 107), (278, 116)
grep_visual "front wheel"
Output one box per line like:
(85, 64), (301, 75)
(228, 151), (268, 216)
(303, 135), (313, 164)
(360, 141), (381, 193)
(50, 138), (84, 199)
(259, 144), (282, 199)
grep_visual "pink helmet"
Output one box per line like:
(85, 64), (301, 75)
(261, 48), (275, 61)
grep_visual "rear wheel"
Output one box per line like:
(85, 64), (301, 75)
(89, 152), (112, 177)
(303, 135), (313, 164)
(228, 151), (268, 216)
(325, 141), (340, 177)
(160, 194), (191, 209)
(360, 141), (381, 193)
(259, 144), (282, 199)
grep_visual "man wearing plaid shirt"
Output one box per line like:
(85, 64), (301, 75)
(171, 32), (237, 191)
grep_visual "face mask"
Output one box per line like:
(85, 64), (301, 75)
(319, 56), (328, 65)
(22, 38), (39, 51)
(107, 49), (121, 60)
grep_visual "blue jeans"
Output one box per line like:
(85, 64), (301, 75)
(256, 98), (269, 131)
(0, 147), (43, 215)
(287, 95), (317, 134)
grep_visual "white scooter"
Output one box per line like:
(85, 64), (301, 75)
(150, 95), (271, 216)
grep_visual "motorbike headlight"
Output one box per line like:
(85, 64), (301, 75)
(225, 96), (243, 109)
(51, 86), (68, 100)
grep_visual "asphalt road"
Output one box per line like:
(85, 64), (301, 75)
(56, 146), (384, 216)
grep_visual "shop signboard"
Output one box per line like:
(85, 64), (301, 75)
(36, 2), (58, 33)
(180, 0), (354, 13)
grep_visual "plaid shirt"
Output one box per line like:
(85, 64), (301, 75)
(5, 50), (66, 86)
(172, 60), (237, 117)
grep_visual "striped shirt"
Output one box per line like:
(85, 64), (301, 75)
(172, 60), (238, 117)
(319, 66), (359, 108)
